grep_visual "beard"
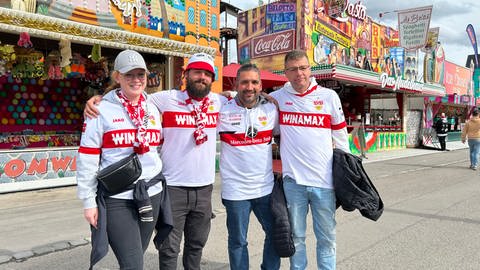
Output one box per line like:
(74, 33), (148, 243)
(186, 78), (212, 99)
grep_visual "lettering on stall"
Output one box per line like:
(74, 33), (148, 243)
(251, 29), (295, 58)
(345, 1), (367, 21)
(1, 155), (76, 179)
(330, 1), (367, 22)
(379, 73), (424, 92)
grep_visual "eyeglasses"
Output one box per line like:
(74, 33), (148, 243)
(122, 72), (146, 80)
(285, 65), (310, 72)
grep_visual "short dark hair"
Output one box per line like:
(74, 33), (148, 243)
(236, 63), (260, 80)
(473, 108), (479, 116)
(284, 50), (309, 66)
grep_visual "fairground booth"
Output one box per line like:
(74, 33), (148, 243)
(234, 1), (475, 155)
(419, 57), (476, 148)
(0, 1), (221, 193)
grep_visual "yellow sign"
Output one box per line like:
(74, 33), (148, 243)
(314, 21), (351, 48)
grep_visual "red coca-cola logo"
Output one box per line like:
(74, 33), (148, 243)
(251, 29), (295, 58)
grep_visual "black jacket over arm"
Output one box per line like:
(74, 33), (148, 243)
(270, 174), (295, 257)
(332, 148), (384, 221)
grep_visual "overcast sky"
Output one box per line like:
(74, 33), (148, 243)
(223, 0), (479, 67)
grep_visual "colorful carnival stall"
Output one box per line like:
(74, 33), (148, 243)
(0, 1), (220, 193)
(236, 0), (452, 154)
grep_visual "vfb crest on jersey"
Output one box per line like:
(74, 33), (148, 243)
(313, 100), (324, 111)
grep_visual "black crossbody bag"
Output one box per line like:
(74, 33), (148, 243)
(97, 153), (142, 194)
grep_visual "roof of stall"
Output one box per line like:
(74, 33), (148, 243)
(0, 7), (216, 57)
(310, 64), (446, 97)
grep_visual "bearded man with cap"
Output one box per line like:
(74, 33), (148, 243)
(85, 52), (225, 270)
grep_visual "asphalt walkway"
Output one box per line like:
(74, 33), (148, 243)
(0, 141), (469, 265)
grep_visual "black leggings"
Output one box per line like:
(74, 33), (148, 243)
(438, 135), (447, 150)
(106, 192), (161, 270)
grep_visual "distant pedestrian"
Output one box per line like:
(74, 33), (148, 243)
(461, 108), (480, 170)
(434, 113), (449, 151)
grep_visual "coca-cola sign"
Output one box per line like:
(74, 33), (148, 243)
(251, 29), (295, 59)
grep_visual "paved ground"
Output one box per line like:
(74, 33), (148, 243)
(0, 141), (469, 266)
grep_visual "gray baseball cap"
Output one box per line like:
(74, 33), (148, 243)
(114, 49), (148, 73)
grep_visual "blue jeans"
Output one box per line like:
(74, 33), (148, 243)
(283, 176), (336, 270)
(468, 139), (480, 167)
(222, 194), (280, 270)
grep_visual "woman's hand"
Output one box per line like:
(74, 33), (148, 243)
(84, 95), (103, 119)
(84, 207), (99, 229)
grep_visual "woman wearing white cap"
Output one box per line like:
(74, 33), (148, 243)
(77, 49), (172, 269)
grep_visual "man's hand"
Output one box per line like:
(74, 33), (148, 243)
(84, 207), (98, 229)
(84, 95), (103, 119)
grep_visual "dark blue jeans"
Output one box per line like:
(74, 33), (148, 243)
(222, 194), (280, 270)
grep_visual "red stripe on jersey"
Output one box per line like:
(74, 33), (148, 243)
(331, 121), (347, 130)
(162, 111), (219, 128)
(295, 85), (318, 97)
(78, 146), (101, 155)
(220, 130), (273, 146)
(102, 129), (162, 148)
(279, 111), (332, 128)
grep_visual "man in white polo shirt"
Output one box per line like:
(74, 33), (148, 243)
(270, 50), (349, 270)
(218, 63), (280, 270)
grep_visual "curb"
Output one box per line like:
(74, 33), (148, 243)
(0, 239), (90, 265)
(0, 212), (231, 265)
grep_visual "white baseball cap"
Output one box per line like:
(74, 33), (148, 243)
(186, 53), (215, 79)
(114, 49), (148, 73)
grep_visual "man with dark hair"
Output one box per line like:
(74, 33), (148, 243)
(270, 50), (350, 270)
(219, 63), (280, 269)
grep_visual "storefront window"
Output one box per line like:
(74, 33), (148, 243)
(369, 93), (402, 131)
(211, 14), (218, 30)
(188, 7), (195, 24)
(200, 10), (207, 27)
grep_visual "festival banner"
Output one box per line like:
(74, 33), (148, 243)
(473, 68), (480, 98)
(466, 24), (479, 66)
(397, 5), (433, 50)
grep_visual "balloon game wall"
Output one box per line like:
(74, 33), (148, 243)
(0, 75), (84, 149)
